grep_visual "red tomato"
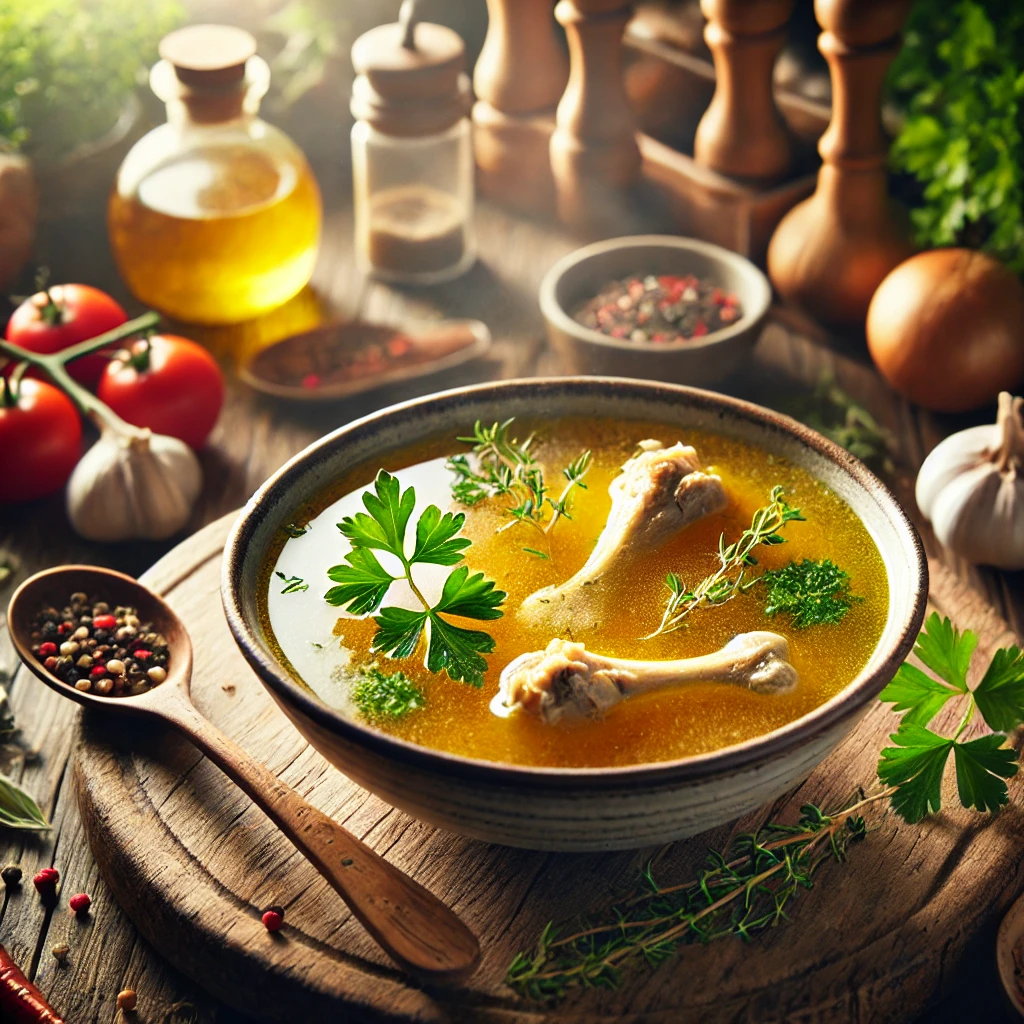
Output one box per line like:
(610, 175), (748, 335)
(0, 378), (82, 503)
(6, 284), (128, 386)
(97, 334), (224, 450)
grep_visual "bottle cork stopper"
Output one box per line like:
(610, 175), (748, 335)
(159, 24), (257, 90)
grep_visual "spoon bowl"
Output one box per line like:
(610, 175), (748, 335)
(8, 564), (480, 983)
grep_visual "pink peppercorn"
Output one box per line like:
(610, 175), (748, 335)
(90, 665), (108, 678)
(133, 649), (152, 660)
(92, 614), (117, 630)
(69, 892), (91, 915)
(38, 642), (58, 657)
(34, 867), (59, 899)
(262, 905), (284, 932)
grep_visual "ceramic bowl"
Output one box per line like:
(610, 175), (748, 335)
(539, 235), (772, 385)
(222, 378), (927, 852)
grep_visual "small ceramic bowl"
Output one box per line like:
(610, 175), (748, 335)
(539, 235), (772, 385)
(222, 377), (927, 852)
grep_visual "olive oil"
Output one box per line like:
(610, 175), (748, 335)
(263, 419), (890, 770)
(109, 145), (321, 324)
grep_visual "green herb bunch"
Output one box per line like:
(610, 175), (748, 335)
(0, 0), (184, 162)
(761, 558), (862, 629)
(648, 486), (805, 637)
(446, 419), (592, 559)
(351, 664), (425, 722)
(888, 0), (1024, 271)
(878, 612), (1023, 821)
(325, 471), (506, 686)
(508, 797), (870, 999)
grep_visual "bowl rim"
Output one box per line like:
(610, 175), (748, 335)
(222, 377), (928, 789)
(538, 234), (773, 354)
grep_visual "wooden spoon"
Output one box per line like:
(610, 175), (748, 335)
(7, 565), (480, 984)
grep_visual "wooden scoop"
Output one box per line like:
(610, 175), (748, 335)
(7, 565), (480, 984)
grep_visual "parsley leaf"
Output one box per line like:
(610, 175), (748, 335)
(326, 470), (506, 686)
(952, 734), (1018, 814)
(912, 613), (975, 692)
(426, 614), (495, 688)
(325, 548), (396, 614)
(877, 723), (953, 823)
(338, 470), (416, 555)
(878, 662), (959, 727)
(372, 607), (429, 660)
(973, 645), (1024, 732)
(760, 558), (861, 628)
(412, 505), (472, 565)
(351, 664), (425, 721)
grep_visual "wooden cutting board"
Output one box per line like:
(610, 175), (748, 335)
(69, 511), (1024, 1024)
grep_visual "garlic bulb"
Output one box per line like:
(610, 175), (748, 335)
(916, 392), (1024, 569)
(67, 422), (202, 542)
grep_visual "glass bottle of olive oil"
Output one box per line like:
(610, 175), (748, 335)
(108, 25), (322, 325)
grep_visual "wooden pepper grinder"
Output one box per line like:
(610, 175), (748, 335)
(693, 0), (794, 180)
(473, 0), (568, 211)
(550, 0), (641, 232)
(767, 0), (913, 326)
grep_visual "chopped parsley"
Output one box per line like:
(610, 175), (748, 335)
(351, 665), (425, 721)
(760, 558), (861, 628)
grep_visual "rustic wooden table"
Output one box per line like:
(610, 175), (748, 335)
(2, 88), (1022, 1024)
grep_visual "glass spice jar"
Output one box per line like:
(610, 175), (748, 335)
(108, 25), (322, 325)
(350, 4), (476, 284)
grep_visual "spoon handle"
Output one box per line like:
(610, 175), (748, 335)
(156, 691), (480, 982)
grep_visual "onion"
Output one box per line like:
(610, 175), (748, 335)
(866, 248), (1024, 413)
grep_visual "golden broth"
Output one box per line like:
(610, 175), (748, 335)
(261, 418), (888, 768)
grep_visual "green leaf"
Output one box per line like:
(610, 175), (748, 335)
(351, 664), (425, 721)
(878, 662), (959, 727)
(912, 613), (976, 692)
(325, 548), (396, 614)
(974, 645), (1024, 731)
(425, 613), (494, 687)
(338, 470), (416, 557)
(877, 723), (954, 823)
(760, 558), (861, 628)
(275, 571), (308, 595)
(372, 607), (428, 660)
(952, 734), (1019, 814)
(433, 565), (507, 621)
(0, 773), (50, 832)
(411, 505), (471, 565)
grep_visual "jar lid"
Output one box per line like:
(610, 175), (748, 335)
(159, 24), (257, 90)
(350, 4), (470, 136)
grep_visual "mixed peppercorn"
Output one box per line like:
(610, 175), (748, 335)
(573, 272), (743, 344)
(29, 592), (169, 697)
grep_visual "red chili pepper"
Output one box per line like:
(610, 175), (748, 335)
(0, 940), (65, 1023)
(92, 615), (116, 630)
(38, 643), (57, 657)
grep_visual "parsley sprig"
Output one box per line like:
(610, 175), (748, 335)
(324, 471), (506, 687)
(647, 486), (805, 638)
(761, 558), (862, 629)
(351, 664), (425, 721)
(877, 613), (1023, 823)
(446, 419), (592, 557)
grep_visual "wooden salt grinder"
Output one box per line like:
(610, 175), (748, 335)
(767, 0), (913, 326)
(550, 0), (642, 232)
(473, 0), (568, 211)
(693, 0), (794, 180)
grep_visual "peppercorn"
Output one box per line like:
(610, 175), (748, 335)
(69, 892), (92, 915)
(2, 863), (22, 888)
(51, 943), (70, 967)
(261, 905), (285, 932)
(34, 866), (59, 900)
(93, 614), (117, 630)
(116, 989), (138, 1011)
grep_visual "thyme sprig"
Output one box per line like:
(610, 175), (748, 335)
(507, 792), (878, 999)
(646, 486), (805, 638)
(446, 419), (592, 556)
